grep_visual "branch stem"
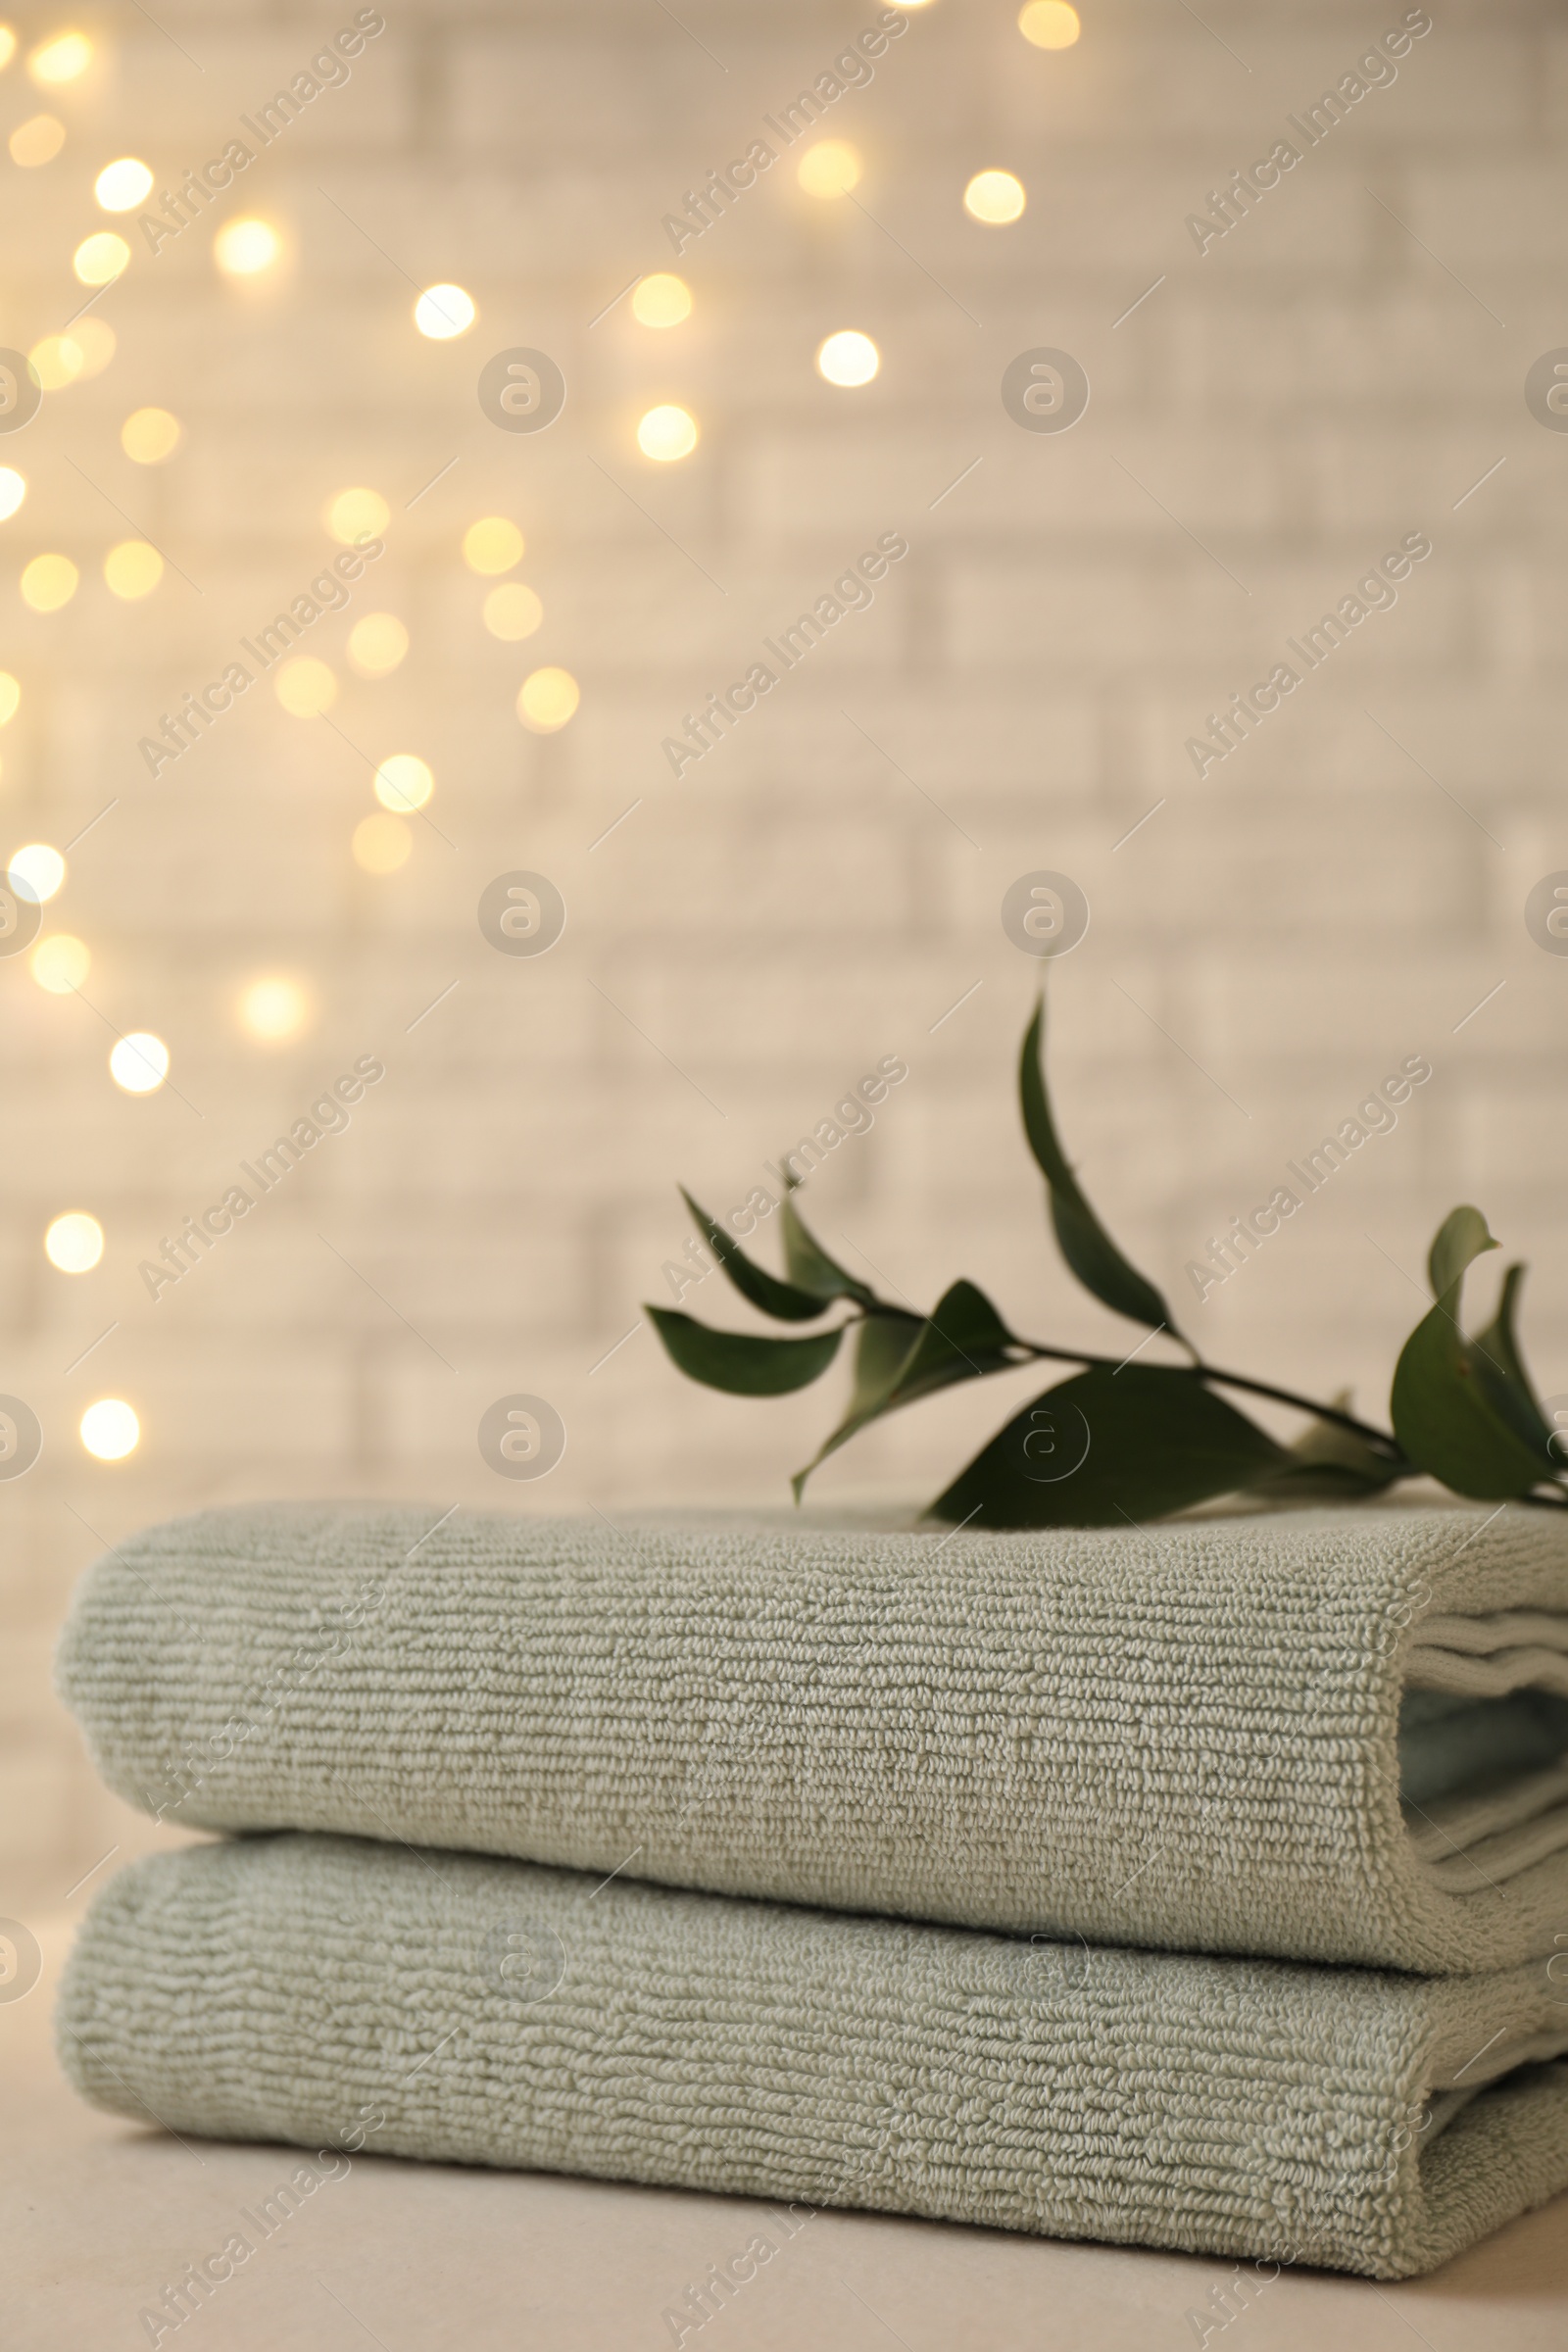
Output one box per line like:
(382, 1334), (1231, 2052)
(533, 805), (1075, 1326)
(1004, 1342), (1407, 1460)
(841, 1293), (1406, 1460)
(844, 1299), (1568, 1500)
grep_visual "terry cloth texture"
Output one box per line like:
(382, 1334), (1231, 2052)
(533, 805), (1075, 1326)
(55, 1834), (1568, 2282)
(54, 1501), (1568, 1975)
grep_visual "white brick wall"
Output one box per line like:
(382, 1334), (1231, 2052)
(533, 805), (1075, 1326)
(4, 0), (1567, 1901)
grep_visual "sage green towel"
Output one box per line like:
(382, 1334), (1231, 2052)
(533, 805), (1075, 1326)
(55, 1833), (1568, 2280)
(55, 1501), (1568, 1973)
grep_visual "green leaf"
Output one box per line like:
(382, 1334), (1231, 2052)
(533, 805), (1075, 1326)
(679, 1192), (827, 1323)
(1390, 1210), (1554, 1501)
(927, 1363), (1287, 1529)
(646, 1308), (843, 1396)
(1428, 1203), (1495, 1299)
(1252, 1392), (1404, 1502)
(790, 1310), (925, 1500)
(881, 1279), (1022, 1407)
(778, 1197), (875, 1307)
(1019, 1000), (1182, 1342)
(791, 1280), (1022, 1500)
(847, 1311), (927, 1415)
(1470, 1264), (1556, 1461)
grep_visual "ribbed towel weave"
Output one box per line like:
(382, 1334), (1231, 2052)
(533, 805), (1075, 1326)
(54, 1500), (1568, 1973)
(56, 1834), (1568, 2280)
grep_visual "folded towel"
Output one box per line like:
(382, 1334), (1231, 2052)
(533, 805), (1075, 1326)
(55, 1501), (1568, 1974)
(56, 1833), (1568, 2281)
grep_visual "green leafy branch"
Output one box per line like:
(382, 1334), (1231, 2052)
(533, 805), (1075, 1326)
(645, 1000), (1568, 1528)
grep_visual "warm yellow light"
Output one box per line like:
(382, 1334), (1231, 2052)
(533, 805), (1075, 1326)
(9, 113), (64, 167)
(28, 29), (91, 83)
(636, 404), (698, 462)
(0, 673), (20, 723)
(964, 170), (1027, 224)
(104, 539), (163, 600)
(352, 811), (411, 873)
(28, 319), (115, 389)
(29, 932), (89, 993)
(631, 272), (693, 327)
(74, 316), (116, 373)
(80, 1398), (138, 1460)
(815, 330), (880, 387)
(482, 582), (542, 642)
(414, 283), (475, 339)
(462, 515), (523, 574)
(95, 157), (153, 211)
(214, 217), (280, 276)
(21, 554), (78, 612)
(0, 469), (23, 521)
(273, 656), (336, 716)
(346, 612), (408, 676)
(237, 974), (311, 1043)
(45, 1211), (103, 1272)
(9, 842), (65, 901)
(516, 666), (579, 733)
(109, 1032), (168, 1093)
(324, 486), (388, 546)
(0, 28), (16, 71)
(73, 231), (129, 285)
(121, 406), (181, 464)
(367, 751), (432, 818)
(798, 140), (862, 198)
(373, 753), (433, 812)
(27, 337), (77, 392)
(1019, 1), (1081, 48)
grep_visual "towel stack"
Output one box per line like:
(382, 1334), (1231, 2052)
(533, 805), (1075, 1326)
(54, 1501), (1568, 2279)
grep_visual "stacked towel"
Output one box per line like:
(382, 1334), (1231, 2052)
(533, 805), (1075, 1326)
(55, 1502), (1568, 2278)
